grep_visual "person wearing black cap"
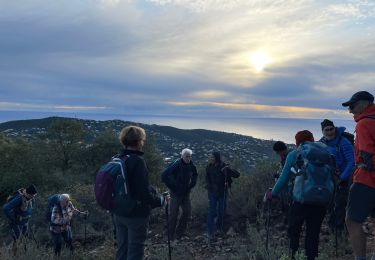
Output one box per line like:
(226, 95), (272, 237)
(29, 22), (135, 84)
(205, 151), (240, 243)
(319, 119), (354, 235)
(342, 91), (375, 260)
(3, 184), (37, 241)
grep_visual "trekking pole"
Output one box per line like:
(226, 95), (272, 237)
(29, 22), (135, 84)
(221, 165), (230, 233)
(84, 212), (88, 249)
(265, 188), (272, 252)
(73, 207), (88, 216)
(163, 192), (172, 260)
(334, 188), (338, 258)
(222, 180), (229, 233)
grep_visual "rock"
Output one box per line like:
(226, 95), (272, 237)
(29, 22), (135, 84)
(194, 235), (205, 242)
(226, 227), (236, 236)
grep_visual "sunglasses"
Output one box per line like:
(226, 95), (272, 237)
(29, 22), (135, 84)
(349, 102), (358, 110)
(324, 127), (335, 132)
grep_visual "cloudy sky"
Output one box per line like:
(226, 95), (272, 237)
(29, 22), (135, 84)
(1, 0), (375, 123)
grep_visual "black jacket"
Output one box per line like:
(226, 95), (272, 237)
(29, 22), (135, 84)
(161, 158), (198, 196)
(205, 162), (240, 198)
(120, 149), (162, 217)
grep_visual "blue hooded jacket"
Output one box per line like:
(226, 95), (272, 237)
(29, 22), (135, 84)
(3, 194), (33, 225)
(320, 126), (355, 181)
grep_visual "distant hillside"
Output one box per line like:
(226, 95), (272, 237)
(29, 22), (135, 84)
(0, 117), (278, 170)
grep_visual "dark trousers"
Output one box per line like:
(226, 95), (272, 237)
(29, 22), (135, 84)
(10, 223), (28, 241)
(114, 214), (149, 260)
(169, 193), (191, 240)
(288, 202), (326, 260)
(51, 230), (73, 256)
(207, 192), (226, 237)
(328, 184), (349, 232)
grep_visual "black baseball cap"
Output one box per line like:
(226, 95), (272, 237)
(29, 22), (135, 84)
(342, 91), (374, 107)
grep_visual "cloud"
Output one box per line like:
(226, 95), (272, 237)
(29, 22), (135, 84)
(0, 0), (375, 121)
(0, 101), (110, 111)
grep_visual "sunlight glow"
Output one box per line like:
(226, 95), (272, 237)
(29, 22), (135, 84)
(168, 101), (348, 119)
(250, 51), (272, 72)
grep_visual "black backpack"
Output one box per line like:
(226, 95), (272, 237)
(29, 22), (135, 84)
(340, 132), (355, 146)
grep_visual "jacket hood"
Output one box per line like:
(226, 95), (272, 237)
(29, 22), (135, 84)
(336, 126), (346, 136)
(354, 104), (375, 122)
(331, 126), (346, 144)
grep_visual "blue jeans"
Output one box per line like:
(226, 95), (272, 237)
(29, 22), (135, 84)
(51, 230), (73, 256)
(114, 214), (149, 260)
(207, 192), (226, 237)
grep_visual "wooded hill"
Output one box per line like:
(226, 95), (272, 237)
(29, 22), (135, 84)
(0, 116), (278, 169)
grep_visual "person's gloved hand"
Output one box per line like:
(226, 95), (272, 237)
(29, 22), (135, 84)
(221, 164), (230, 173)
(338, 180), (348, 189)
(263, 190), (273, 202)
(161, 191), (170, 207)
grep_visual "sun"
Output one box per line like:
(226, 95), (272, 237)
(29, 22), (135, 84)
(250, 51), (272, 72)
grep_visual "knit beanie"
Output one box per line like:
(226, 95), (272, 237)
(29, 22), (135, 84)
(295, 130), (314, 147)
(26, 184), (37, 195)
(273, 141), (287, 152)
(321, 119), (334, 130)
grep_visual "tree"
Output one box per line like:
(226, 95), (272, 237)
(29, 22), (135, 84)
(46, 118), (88, 173)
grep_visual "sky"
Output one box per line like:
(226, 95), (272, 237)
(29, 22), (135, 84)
(1, 0), (375, 125)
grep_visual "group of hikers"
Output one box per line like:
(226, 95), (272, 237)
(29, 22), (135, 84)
(266, 90), (375, 260)
(2, 90), (375, 260)
(3, 187), (88, 256)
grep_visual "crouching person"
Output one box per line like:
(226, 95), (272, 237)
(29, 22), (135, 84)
(50, 194), (75, 256)
(114, 125), (167, 260)
(3, 184), (37, 242)
(265, 130), (334, 260)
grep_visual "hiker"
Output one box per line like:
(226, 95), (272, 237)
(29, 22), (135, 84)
(205, 151), (240, 242)
(161, 148), (198, 241)
(273, 141), (291, 170)
(319, 119), (355, 235)
(342, 91), (375, 260)
(50, 193), (87, 256)
(272, 141), (293, 221)
(114, 125), (167, 260)
(265, 130), (334, 260)
(3, 184), (37, 242)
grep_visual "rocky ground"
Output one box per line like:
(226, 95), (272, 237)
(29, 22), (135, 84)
(142, 211), (375, 260)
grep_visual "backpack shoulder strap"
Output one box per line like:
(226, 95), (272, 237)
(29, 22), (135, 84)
(111, 155), (131, 194)
(366, 114), (375, 119)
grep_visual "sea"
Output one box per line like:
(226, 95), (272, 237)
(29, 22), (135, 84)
(0, 111), (356, 144)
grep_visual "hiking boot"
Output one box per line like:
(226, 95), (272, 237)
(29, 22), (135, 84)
(207, 235), (216, 244)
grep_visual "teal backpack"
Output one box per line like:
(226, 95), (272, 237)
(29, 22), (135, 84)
(292, 141), (335, 206)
